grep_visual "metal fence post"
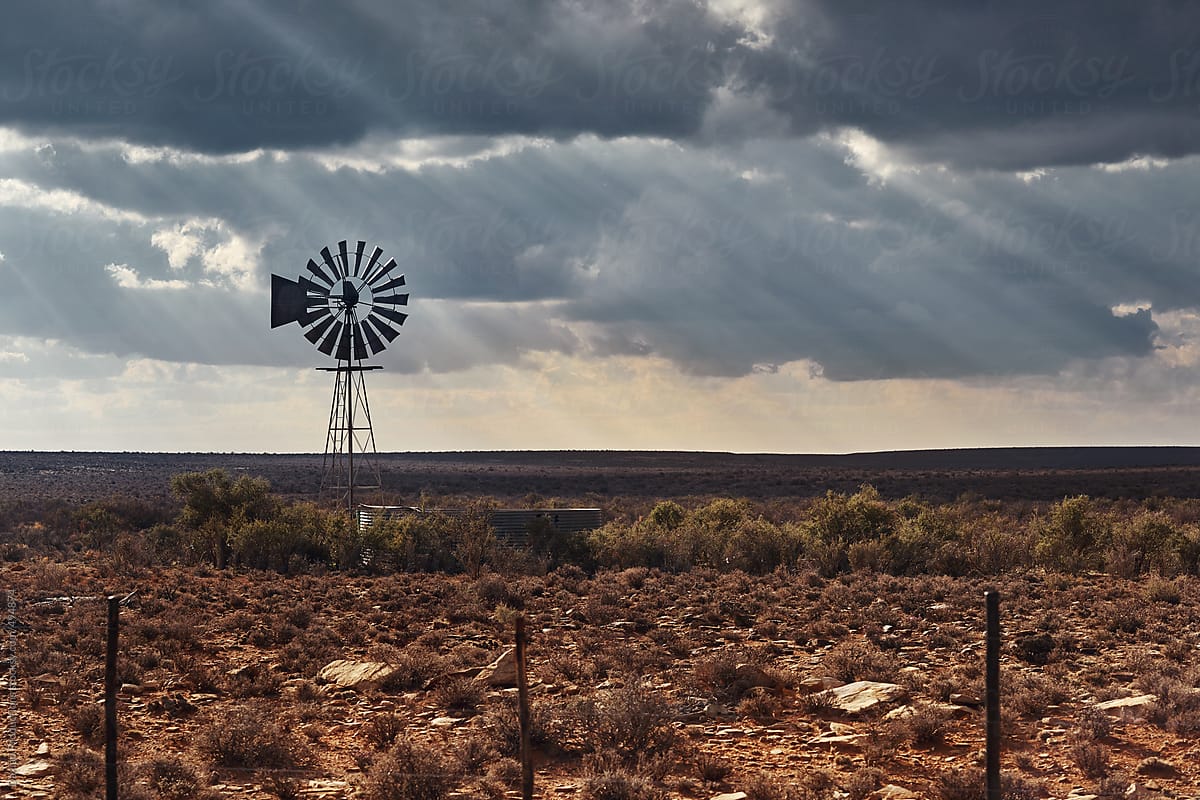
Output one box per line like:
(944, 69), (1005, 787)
(105, 596), (119, 800)
(985, 590), (1000, 800)
(515, 615), (533, 800)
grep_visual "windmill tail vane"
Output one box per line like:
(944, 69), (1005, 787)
(270, 239), (408, 515)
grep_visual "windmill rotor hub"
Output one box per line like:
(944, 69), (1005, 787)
(333, 278), (367, 311)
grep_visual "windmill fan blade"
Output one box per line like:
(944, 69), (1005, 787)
(354, 241), (366, 276)
(373, 293), (409, 306)
(320, 246), (343, 280)
(317, 320), (344, 355)
(360, 317), (386, 353)
(374, 274), (406, 293)
(367, 258), (398, 287)
(338, 240), (349, 277)
(365, 314), (401, 342)
(270, 274), (309, 328)
(304, 314), (337, 344)
(373, 306), (408, 326)
(361, 247), (384, 282)
(306, 259), (334, 286)
(334, 323), (355, 361)
(352, 323), (369, 360)
(298, 307), (332, 327)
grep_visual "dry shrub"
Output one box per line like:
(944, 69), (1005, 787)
(582, 769), (663, 800)
(743, 772), (798, 800)
(822, 640), (898, 683)
(1144, 575), (1183, 605)
(68, 701), (104, 745)
(1070, 739), (1110, 778)
(902, 702), (950, 747)
(801, 689), (837, 715)
(694, 752), (732, 783)
(381, 646), (448, 691)
(365, 713), (406, 750)
(1006, 671), (1070, 718)
(1074, 703), (1112, 740)
(1001, 772), (1042, 800)
(937, 766), (983, 800)
(432, 675), (486, 714)
(198, 704), (309, 770)
(692, 650), (743, 695)
(844, 767), (882, 800)
(362, 741), (459, 800)
(138, 756), (213, 800)
(1143, 675), (1200, 734)
(738, 687), (782, 723)
(57, 747), (103, 799)
(588, 682), (676, 759)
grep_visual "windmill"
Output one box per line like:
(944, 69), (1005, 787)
(270, 240), (408, 513)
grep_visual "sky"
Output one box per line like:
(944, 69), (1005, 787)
(3, 1), (1200, 453)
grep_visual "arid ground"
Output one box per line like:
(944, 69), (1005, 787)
(2, 449), (1200, 799)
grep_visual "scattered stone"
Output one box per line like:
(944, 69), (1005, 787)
(732, 663), (781, 694)
(1136, 757), (1176, 777)
(872, 785), (919, 800)
(430, 716), (463, 728)
(1095, 694), (1157, 722)
(13, 761), (53, 778)
(710, 793), (747, 800)
(829, 681), (906, 714)
(474, 648), (518, 687)
(809, 732), (866, 749)
(704, 701), (736, 720)
(949, 692), (981, 707)
(33, 743), (49, 757)
(316, 660), (398, 692)
(799, 676), (843, 693)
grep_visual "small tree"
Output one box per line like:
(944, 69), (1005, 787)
(170, 470), (276, 568)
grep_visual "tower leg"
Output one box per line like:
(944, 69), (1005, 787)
(320, 363), (383, 516)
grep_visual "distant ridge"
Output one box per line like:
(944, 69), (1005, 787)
(371, 446), (1200, 471)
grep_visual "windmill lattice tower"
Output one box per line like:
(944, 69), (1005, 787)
(270, 240), (408, 513)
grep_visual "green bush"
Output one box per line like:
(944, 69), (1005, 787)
(1107, 511), (1184, 577)
(1035, 496), (1109, 572)
(647, 501), (685, 530)
(171, 469), (276, 568)
(806, 486), (897, 546)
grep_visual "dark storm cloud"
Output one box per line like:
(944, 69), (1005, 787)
(0, 0), (740, 151)
(744, 1), (1200, 168)
(4, 2), (1200, 168)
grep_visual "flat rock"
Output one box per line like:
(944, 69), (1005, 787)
(872, 786), (920, 800)
(711, 793), (747, 800)
(474, 648), (518, 687)
(1095, 694), (1156, 721)
(13, 761), (53, 778)
(316, 660), (397, 692)
(808, 732), (866, 749)
(829, 680), (906, 714)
